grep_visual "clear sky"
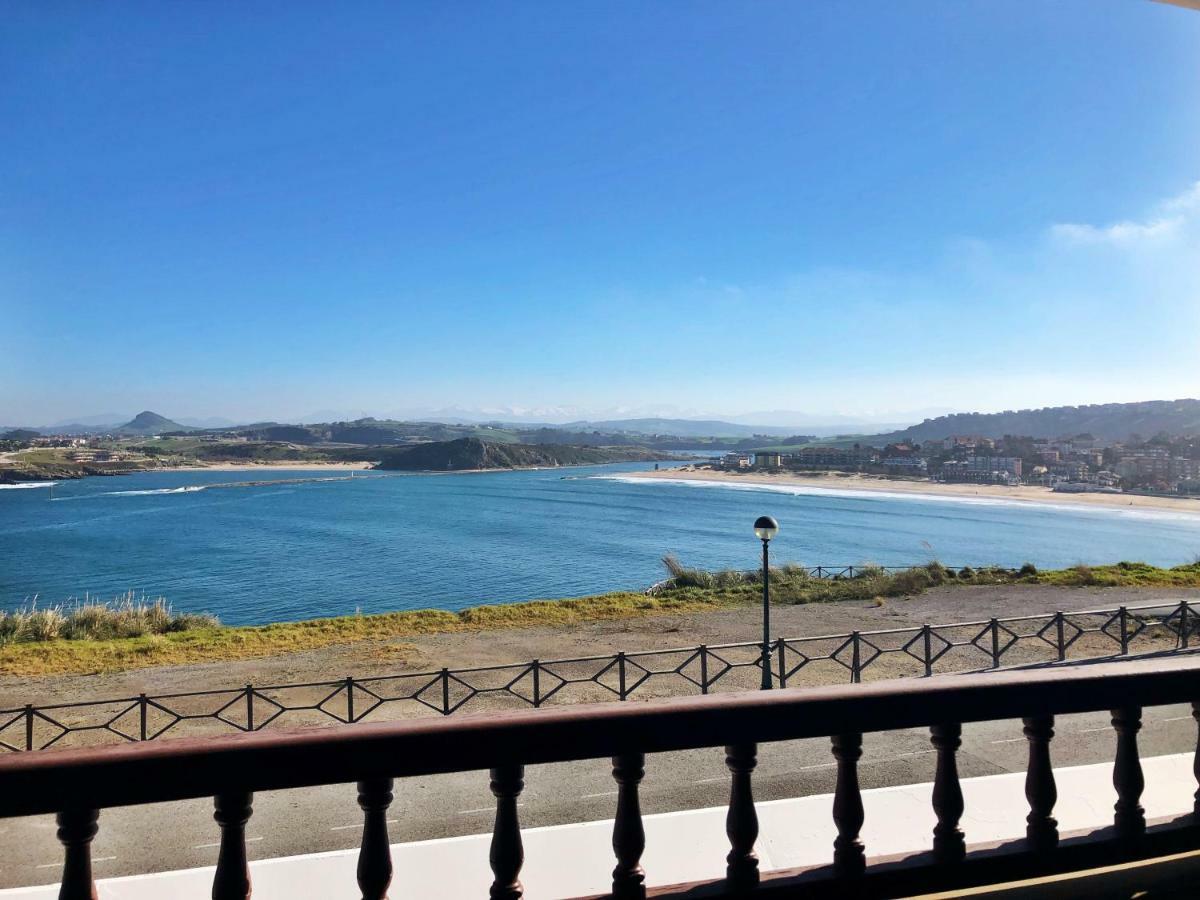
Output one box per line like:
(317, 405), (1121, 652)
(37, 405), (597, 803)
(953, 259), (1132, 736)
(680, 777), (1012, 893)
(3, 2), (1199, 426)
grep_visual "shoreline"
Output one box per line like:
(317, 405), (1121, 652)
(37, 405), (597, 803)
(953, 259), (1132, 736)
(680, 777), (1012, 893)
(623, 466), (1200, 515)
(156, 461), (374, 472)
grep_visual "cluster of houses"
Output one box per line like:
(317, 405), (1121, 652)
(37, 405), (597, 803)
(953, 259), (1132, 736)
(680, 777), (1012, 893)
(720, 433), (1200, 494)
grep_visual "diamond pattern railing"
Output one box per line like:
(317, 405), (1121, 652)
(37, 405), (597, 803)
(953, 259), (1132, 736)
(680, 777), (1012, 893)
(2, 599), (1196, 752)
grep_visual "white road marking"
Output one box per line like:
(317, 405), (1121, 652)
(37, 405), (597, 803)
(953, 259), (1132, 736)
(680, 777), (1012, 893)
(691, 750), (936, 786)
(329, 819), (399, 831)
(580, 791), (619, 799)
(1160, 716), (1193, 723)
(193, 837), (263, 850)
(36, 858), (115, 869)
(990, 738), (1024, 745)
(457, 804), (523, 815)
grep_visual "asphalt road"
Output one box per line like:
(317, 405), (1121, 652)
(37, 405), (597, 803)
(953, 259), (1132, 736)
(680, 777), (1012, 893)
(0, 703), (1195, 889)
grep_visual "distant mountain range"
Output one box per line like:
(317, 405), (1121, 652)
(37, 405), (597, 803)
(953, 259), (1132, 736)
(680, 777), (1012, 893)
(3, 411), (199, 437)
(559, 418), (795, 437)
(10, 399), (1200, 446)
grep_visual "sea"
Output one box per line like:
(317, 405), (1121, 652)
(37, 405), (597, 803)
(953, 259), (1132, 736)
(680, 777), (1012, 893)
(2, 462), (1200, 626)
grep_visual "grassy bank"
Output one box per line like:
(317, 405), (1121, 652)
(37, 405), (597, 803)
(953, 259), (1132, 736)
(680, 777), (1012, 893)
(3, 560), (1199, 677)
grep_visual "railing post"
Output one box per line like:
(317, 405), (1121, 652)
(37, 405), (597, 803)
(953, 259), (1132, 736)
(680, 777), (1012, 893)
(1112, 706), (1145, 839)
(346, 677), (356, 723)
(441, 668), (451, 715)
(1192, 701), (1200, 819)
(1182, 601), (1192, 650)
(850, 631), (862, 684)
(138, 693), (148, 741)
(56, 807), (99, 900)
(212, 791), (253, 900)
(24, 704), (33, 751)
(611, 753), (646, 899)
(1055, 612), (1067, 662)
(724, 742), (759, 889)
(989, 618), (1001, 669)
(922, 625), (934, 677)
(531, 660), (541, 708)
(831, 732), (866, 877)
(1022, 715), (1058, 851)
(244, 685), (254, 732)
(1118, 606), (1129, 656)
(356, 778), (394, 900)
(699, 645), (709, 695)
(489, 765), (525, 899)
(776, 637), (786, 688)
(930, 723), (965, 863)
(617, 652), (628, 701)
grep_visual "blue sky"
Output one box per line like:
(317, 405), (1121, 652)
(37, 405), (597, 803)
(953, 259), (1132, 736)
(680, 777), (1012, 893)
(2, 2), (1199, 426)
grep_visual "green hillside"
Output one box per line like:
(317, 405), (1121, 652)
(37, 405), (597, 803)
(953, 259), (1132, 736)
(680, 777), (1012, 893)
(866, 400), (1200, 444)
(373, 438), (670, 471)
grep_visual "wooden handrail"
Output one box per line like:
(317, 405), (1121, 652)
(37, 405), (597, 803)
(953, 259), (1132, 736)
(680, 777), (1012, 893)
(1, 655), (1198, 898)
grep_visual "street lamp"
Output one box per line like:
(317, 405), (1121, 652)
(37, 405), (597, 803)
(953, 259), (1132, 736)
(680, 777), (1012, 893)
(754, 515), (779, 689)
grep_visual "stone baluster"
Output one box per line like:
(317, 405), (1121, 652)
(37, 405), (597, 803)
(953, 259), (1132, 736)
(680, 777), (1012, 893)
(56, 807), (99, 900)
(724, 743), (760, 888)
(930, 723), (965, 862)
(489, 765), (525, 900)
(1112, 706), (1145, 839)
(831, 733), (866, 877)
(212, 791), (253, 900)
(1022, 715), (1058, 850)
(356, 778), (394, 900)
(611, 753), (647, 899)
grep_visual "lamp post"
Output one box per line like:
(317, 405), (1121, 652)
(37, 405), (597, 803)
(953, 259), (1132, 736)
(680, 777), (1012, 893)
(753, 515), (779, 689)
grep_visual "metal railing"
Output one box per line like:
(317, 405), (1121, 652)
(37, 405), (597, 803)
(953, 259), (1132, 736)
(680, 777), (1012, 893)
(2, 598), (1197, 753)
(2, 656), (1199, 898)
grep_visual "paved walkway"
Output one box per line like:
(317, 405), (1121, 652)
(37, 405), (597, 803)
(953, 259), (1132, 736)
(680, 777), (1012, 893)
(2, 753), (1192, 899)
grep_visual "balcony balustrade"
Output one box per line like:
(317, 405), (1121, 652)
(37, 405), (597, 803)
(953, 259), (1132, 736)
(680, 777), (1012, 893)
(1, 655), (1198, 899)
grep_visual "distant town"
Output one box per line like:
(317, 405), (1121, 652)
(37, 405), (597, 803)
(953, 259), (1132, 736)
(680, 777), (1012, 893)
(719, 432), (1200, 496)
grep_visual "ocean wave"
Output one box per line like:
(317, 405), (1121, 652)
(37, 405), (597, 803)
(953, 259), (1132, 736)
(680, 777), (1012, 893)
(598, 475), (1200, 523)
(103, 486), (208, 497)
(0, 482), (59, 490)
(52, 485), (209, 501)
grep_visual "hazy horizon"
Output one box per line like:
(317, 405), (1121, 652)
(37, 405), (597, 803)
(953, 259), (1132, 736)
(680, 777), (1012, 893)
(4, 3), (1199, 425)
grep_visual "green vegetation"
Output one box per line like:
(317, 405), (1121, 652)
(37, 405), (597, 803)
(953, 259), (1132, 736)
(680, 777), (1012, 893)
(4, 560), (1199, 677)
(0, 592), (218, 646)
(870, 399), (1200, 445)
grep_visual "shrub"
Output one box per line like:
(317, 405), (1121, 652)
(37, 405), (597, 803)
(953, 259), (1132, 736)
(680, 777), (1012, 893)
(958, 566), (975, 580)
(23, 607), (64, 642)
(0, 593), (218, 644)
(1071, 564), (1096, 585)
(1018, 562), (1038, 578)
(661, 554), (714, 589)
(924, 561), (950, 585)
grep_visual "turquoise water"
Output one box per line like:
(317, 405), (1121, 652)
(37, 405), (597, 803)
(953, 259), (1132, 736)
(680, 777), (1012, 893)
(2, 463), (1200, 625)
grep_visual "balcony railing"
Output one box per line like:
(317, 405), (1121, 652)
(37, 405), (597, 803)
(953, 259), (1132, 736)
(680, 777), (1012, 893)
(1, 655), (1198, 898)
(3, 598), (1195, 752)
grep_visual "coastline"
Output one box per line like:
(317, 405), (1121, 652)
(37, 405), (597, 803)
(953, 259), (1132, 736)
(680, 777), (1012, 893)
(156, 461), (374, 472)
(623, 466), (1200, 515)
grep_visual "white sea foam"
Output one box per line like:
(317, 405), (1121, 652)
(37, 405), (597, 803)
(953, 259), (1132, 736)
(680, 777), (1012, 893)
(0, 482), (58, 490)
(598, 475), (1200, 523)
(103, 486), (208, 497)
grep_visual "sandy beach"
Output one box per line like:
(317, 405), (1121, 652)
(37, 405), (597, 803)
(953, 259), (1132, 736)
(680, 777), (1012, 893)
(159, 461), (374, 472)
(627, 465), (1200, 515)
